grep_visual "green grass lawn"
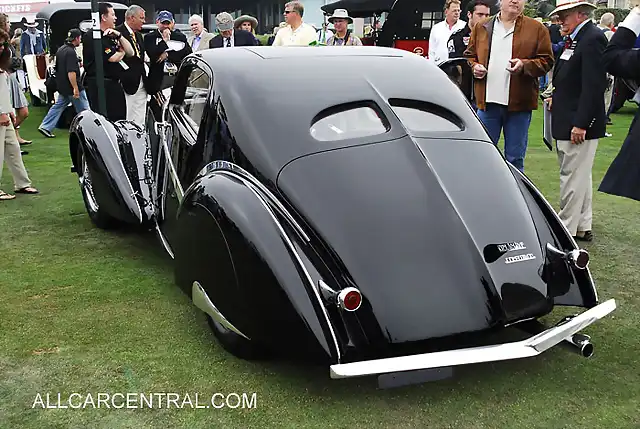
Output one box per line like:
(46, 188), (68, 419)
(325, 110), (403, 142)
(1, 103), (639, 429)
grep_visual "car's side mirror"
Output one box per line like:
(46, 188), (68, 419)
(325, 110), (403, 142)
(165, 40), (185, 52)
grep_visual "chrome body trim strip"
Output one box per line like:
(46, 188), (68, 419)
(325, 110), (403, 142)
(329, 299), (616, 379)
(196, 160), (310, 243)
(192, 281), (250, 340)
(157, 118), (184, 203)
(155, 224), (174, 259)
(318, 279), (337, 302)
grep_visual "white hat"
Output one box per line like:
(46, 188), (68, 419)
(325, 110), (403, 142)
(549, 0), (596, 16)
(24, 20), (39, 27)
(328, 9), (353, 24)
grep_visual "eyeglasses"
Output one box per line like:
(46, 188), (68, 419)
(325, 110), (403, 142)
(284, 10), (294, 14)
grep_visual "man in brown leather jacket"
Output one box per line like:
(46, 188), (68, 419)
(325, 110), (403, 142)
(464, 0), (554, 173)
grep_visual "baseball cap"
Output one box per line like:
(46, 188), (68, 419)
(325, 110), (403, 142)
(66, 28), (82, 41)
(156, 10), (174, 23)
(215, 12), (234, 31)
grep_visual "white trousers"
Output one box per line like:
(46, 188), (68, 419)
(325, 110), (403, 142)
(125, 79), (148, 126)
(604, 74), (614, 115)
(556, 139), (598, 236)
(0, 122), (31, 191)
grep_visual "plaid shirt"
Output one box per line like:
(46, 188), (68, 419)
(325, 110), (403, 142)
(326, 33), (362, 46)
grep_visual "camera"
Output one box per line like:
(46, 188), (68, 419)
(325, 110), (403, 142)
(104, 33), (121, 51)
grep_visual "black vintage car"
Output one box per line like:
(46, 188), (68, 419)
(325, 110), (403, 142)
(68, 46), (616, 382)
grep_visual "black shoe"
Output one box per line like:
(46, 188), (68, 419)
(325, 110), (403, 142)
(21, 150), (28, 155)
(574, 231), (593, 242)
(38, 127), (55, 138)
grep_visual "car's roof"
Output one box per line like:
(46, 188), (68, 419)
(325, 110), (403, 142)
(188, 46), (488, 178)
(199, 45), (408, 61)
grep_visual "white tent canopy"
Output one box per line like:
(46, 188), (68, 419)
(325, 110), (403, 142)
(0, 0), (49, 23)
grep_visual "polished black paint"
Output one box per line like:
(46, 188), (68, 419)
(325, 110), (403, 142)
(70, 112), (142, 225)
(174, 172), (337, 360)
(277, 136), (555, 343)
(186, 47), (489, 183)
(70, 111), (156, 226)
(70, 46), (601, 365)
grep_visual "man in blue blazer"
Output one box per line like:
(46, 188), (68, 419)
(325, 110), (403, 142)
(545, 0), (607, 242)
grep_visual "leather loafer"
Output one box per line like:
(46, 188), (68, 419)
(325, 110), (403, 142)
(574, 231), (593, 242)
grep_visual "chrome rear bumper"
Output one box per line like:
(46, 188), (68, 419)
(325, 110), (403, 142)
(329, 299), (616, 379)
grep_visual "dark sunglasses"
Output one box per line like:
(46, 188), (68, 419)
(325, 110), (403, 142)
(284, 10), (295, 14)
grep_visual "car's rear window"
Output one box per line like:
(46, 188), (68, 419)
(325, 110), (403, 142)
(310, 103), (389, 142)
(389, 98), (464, 133)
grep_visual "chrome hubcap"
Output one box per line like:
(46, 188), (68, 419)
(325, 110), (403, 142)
(79, 152), (99, 213)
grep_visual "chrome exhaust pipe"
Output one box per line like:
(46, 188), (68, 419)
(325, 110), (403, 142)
(563, 333), (594, 358)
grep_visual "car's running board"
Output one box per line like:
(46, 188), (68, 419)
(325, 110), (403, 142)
(329, 299), (616, 379)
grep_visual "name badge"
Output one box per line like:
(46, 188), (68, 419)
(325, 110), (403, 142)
(560, 49), (573, 61)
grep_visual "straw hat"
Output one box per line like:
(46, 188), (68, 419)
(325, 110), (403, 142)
(234, 15), (258, 30)
(549, 0), (596, 16)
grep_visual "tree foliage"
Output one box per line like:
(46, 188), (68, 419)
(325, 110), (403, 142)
(525, 0), (557, 17)
(594, 7), (631, 25)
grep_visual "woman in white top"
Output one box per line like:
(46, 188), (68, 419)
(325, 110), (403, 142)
(0, 29), (38, 200)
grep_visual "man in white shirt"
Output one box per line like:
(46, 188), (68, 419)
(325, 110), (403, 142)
(117, 5), (147, 126)
(272, 1), (317, 46)
(428, 0), (466, 65)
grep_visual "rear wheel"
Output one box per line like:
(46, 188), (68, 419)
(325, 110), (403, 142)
(78, 145), (117, 229)
(206, 315), (269, 360)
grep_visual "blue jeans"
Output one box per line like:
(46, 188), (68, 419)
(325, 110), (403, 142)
(539, 73), (548, 91)
(477, 103), (532, 172)
(39, 90), (90, 132)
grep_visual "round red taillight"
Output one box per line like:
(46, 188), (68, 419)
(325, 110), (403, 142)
(569, 249), (590, 270)
(338, 288), (362, 311)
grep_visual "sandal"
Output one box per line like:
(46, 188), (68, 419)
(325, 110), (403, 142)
(15, 187), (39, 194)
(0, 191), (16, 200)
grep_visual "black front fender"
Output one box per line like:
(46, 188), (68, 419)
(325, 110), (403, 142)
(173, 169), (341, 362)
(69, 110), (152, 225)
